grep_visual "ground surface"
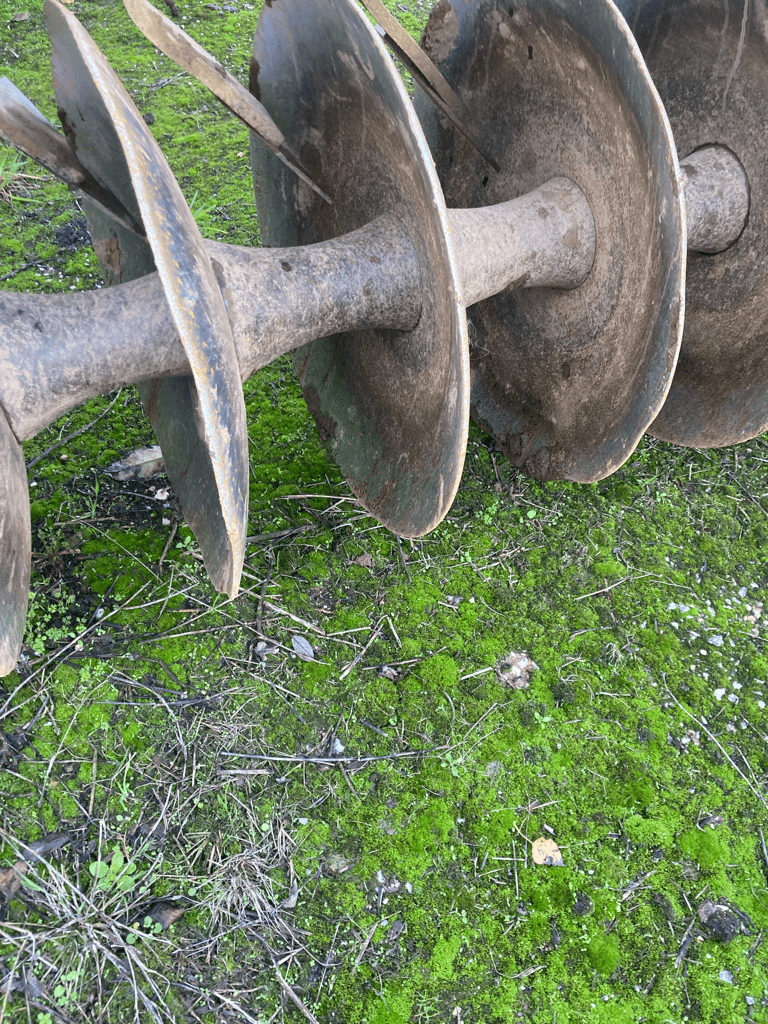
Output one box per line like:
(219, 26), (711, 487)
(0, 1), (767, 1022)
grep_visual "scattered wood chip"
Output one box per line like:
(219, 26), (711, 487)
(12, 12), (30, 20)
(353, 553), (375, 568)
(281, 875), (299, 910)
(496, 651), (539, 688)
(105, 445), (165, 480)
(320, 851), (354, 876)
(291, 635), (314, 661)
(531, 837), (564, 867)
(0, 861), (27, 901)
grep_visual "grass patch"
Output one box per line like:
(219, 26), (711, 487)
(1, 0), (767, 1022)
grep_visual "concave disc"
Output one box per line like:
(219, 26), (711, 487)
(250, 0), (469, 538)
(415, 0), (685, 482)
(618, 0), (768, 447)
(0, 408), (31, 675)
(46, 0), (248, 595)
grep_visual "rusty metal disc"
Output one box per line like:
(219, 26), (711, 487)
(618, 0), (768, 447)
(250, 0), (469, 538)
(0, 407), (31, 675)
(45, 0), (248, 595)
(415, 0), (685, 482)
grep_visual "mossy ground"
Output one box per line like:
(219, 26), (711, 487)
(1, 1), (767, 1022)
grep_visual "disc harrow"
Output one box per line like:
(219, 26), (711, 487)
(0, 0), (763, 675)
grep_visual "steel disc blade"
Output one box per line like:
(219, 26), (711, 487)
(415, 0), (685, 482)
(46, 0), (248, 595)
(619, 0), (768, 448)
(250, 0), (469, 538)
(0, 408), (30, 675)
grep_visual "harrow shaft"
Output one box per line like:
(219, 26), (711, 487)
(1, 146), (743, 443)
(0, 180), (595, 442)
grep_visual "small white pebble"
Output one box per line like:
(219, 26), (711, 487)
(162, 517), (171, 527)
(709, 635), (724, 646)
(714, 688), (726, 701)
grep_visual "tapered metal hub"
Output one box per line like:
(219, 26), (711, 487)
(46, 0), (249, 596)
(619, 0), (768, 448)
(250, 0), (469, 538)
(415, 0), (684, 482)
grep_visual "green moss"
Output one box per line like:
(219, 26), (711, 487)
(677, 828), (730, 870)
(429, 933), (462, 981)
(2, 3), (768, 1022)
(417, 653), (460, 691)
(587, 933), (620, 976)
